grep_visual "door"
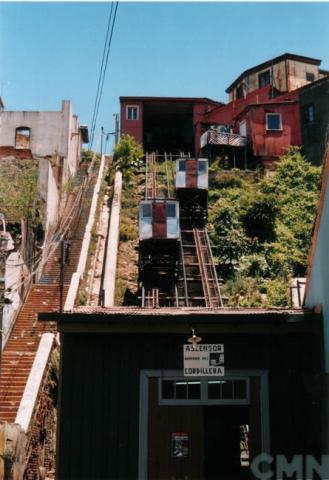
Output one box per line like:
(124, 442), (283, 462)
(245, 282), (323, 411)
(204, 406), (250, 480)
(142, 372), (267, 480)
(148, 378), (204, 480)
(148, 380), (252, 480)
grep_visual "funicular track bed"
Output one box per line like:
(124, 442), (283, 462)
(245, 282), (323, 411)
(138, 152), (223, 309)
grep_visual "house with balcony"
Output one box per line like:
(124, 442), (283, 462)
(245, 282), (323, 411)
(121, 54), (328, 171)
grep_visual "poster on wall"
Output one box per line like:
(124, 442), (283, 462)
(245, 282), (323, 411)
(171, 432), (189, 457)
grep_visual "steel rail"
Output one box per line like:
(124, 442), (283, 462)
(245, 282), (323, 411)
(194, 228), (212, 307)
(179, 231), (190, 307)
(205, 230), (224, 307)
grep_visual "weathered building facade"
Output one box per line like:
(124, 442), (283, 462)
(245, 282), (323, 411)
(0, 101), (89, 350)
(41, 307), (325, 480)
(121, 54), (329, 170)
(226, 52), (329, 102)
(299, 76), (329, 165)
(0, 100), (89, 235)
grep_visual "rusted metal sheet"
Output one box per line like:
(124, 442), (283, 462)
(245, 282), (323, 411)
(186, 159), (197, 188)
(152, 202), (166, 238)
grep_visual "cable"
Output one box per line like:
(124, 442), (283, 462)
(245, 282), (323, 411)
(91, 2), (118, 143)
(89, 2), (114, 148)
(89, 1), (119, 148)
(90, 2), (118, 148)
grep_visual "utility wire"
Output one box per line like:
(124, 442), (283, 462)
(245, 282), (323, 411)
(89, 2), (114, 148)
(89, 2), (119, 148)
(92, 2), (118, 144)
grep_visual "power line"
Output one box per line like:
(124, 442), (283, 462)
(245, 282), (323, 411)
(89, 2), (119, 148)
(89, 2), (114, 148)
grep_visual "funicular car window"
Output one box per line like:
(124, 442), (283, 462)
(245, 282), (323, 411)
(178, 160), (186, 172)
(167, 203), (176, 218)
(198, 160), (207, 172)
(142, 204), (152, 218)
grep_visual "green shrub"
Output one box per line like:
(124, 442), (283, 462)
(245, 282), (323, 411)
(208, 147), (321, 307)
(265, 279), (289, 307)
(111, 134), (144, 180)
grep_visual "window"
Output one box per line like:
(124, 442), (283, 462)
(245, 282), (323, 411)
(162, 380), (201, 400)
(141, 203), (151, 218)
(266, 113), (282, 131)
(208, 379), (247, 400)
(178, 159), (186, 172)
(239, 120), (247, 137)
(159, 377), (249, 405)
(126, 105), (139, 121)
(167, 203), (176, 218)
(236, 84), (244, 99)
(258, 70), (271, 88)
(306, 72), (315, 82)
(198, 160), (207, 172)
(15, 127), (31, 149)
(303, 104), (315, 124)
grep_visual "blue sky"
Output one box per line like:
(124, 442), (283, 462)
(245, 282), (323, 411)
(1, 1), (329, 151)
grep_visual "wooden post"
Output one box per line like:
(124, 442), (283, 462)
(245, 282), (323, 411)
(0, 429), (5, 480)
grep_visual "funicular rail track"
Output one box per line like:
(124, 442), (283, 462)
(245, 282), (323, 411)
(140, 152), (223, 308)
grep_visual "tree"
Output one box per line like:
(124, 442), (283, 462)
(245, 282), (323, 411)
(112, 134), (144, 179)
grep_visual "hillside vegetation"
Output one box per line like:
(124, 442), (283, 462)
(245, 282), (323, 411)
(208, 147), (321, 307)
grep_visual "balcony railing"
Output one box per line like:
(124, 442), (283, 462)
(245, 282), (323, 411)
(201, 130), (247, 148)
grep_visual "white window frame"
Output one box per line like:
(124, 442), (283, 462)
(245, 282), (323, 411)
(266, 113), (282, 131)
(126, 105), (139, 121)
(159, 376), (250, 405)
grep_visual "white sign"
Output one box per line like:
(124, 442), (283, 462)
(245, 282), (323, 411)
(183, 344), (225, 377)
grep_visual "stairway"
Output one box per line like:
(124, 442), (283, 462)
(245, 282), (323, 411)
(0, 160), (100, 423)
(0, 285), (64, 421)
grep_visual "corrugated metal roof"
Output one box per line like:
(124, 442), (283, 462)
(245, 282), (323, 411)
(71, 306), (306, 316)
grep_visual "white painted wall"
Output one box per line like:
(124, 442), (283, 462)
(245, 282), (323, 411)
(15, 333), (55, 432)
(2, 251), (25, 349)
(46, 161), (60, 233)
(103, 170), (122, 307)
(0, 101), (70, 157)
(305, 172), (329, 372)
(0, 100), (82, 175)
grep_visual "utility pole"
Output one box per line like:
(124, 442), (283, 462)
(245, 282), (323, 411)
(100, 126), (104, 157)
(113, 113), (119, 146)
(59, 238), (70, 312)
